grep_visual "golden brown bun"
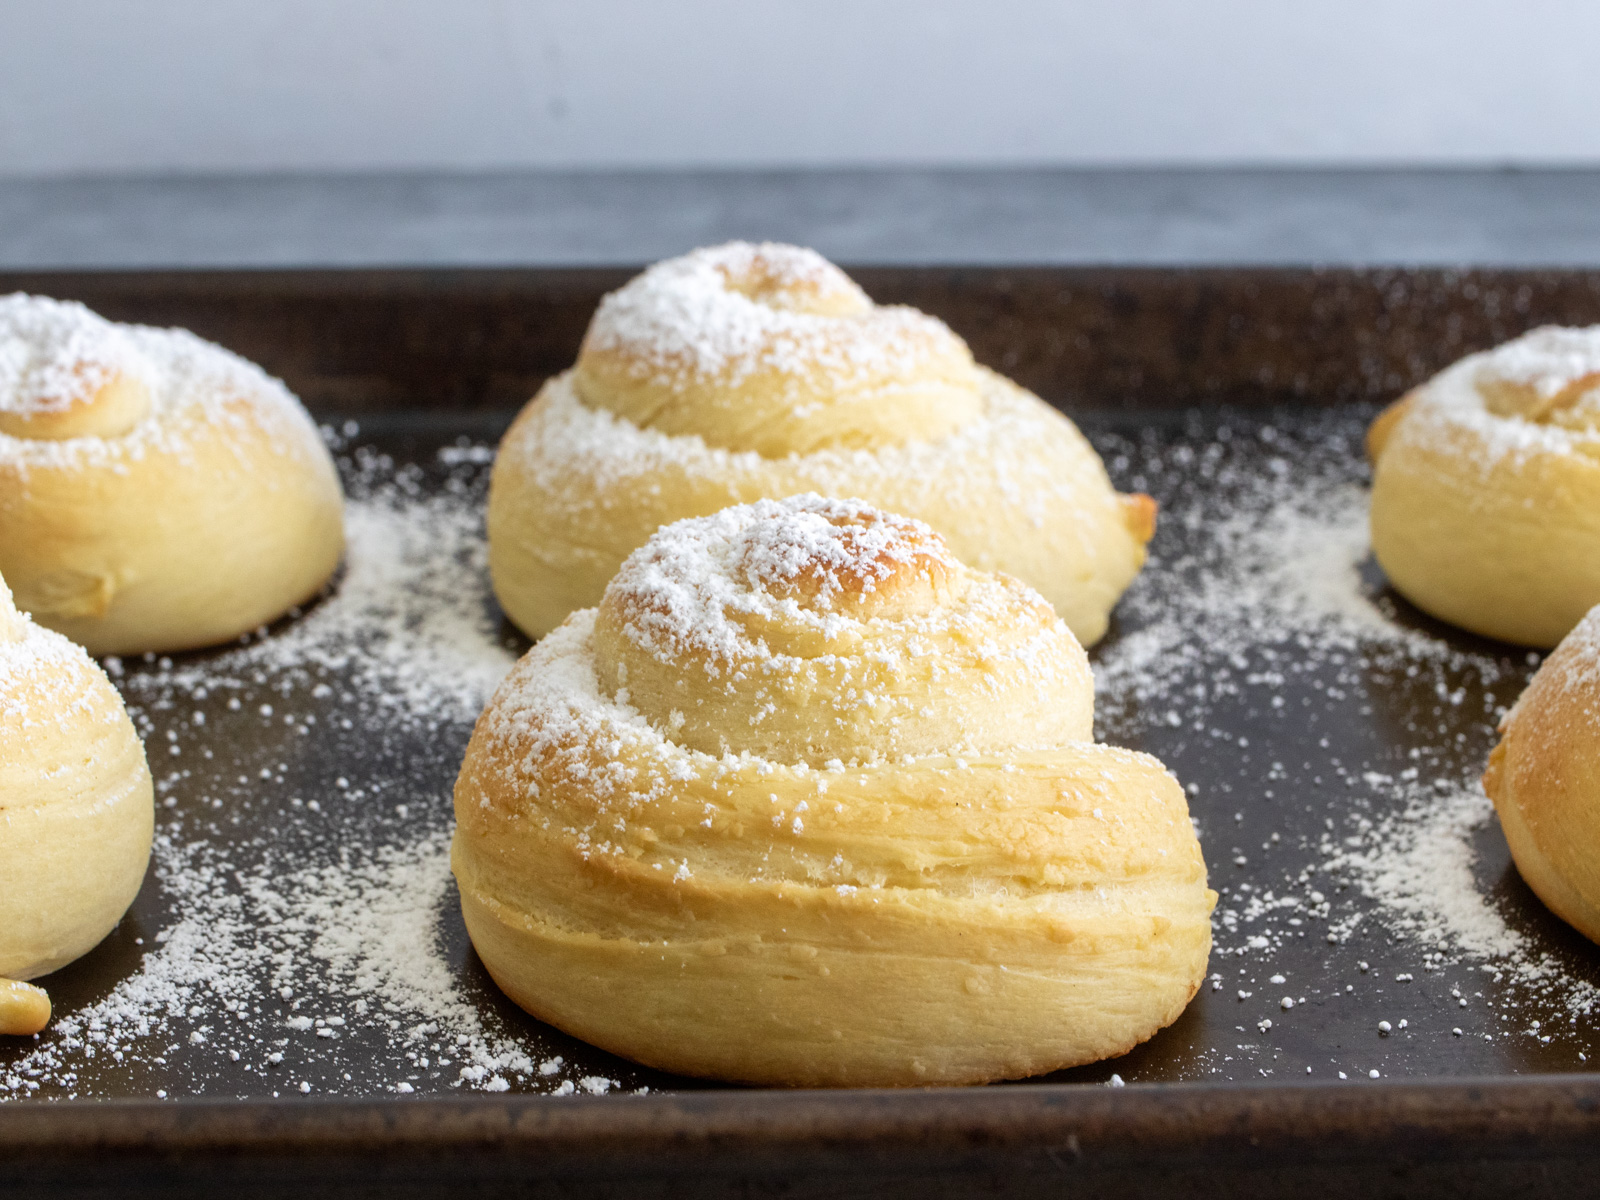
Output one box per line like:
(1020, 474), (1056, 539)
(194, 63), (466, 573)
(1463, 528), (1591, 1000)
(455, 495), (1214, 1087)
(1484, 605), (1600, 942)
(0, 572), (153, 1033)
(0, 294), (346, 655)
(488, 242), (1153, 648)
(1369, 327), (1600, 647)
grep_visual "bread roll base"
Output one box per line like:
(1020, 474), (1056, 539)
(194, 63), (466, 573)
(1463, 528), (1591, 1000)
(456, 867), (1204, 1088)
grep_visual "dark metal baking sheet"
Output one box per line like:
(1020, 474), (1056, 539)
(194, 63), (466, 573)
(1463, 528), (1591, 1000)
(4, 267), (1600, 1196)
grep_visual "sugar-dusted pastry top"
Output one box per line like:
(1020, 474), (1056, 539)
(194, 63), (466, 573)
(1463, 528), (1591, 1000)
(592, 496), (1093, 762)
(455, 495), (1212, 1087)
(0, 293), (321, 461)
(576, 241), (983, 455)
(1371, 325), (1600, 469)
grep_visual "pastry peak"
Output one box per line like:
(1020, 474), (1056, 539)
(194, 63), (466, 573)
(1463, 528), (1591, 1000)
(1472, 324), (1600, 428)
(727, 495), (956, 613)
(0, 293), (153, 440)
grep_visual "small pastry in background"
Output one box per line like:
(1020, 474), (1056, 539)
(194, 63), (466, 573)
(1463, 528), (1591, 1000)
(488, 241), (1154, 648)
(455, 494), (1213, 1087)
(1484, 605), (1600, 944)
(0, 293), (345, 655)
(1368, 325), (1600, 648)
(0, 572), (154, 1035)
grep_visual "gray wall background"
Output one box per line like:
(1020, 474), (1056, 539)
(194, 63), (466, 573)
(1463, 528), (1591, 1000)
(3, 0), (1595, 176)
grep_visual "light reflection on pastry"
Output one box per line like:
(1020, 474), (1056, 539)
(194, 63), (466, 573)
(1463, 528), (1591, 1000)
(0, 572), (153, 1035)
(1484, 604), (1600, 943)
(1368, 326), (1600, 648)
(488, 242), (1154, 648)
(0, 293), (345, 655)
(455, 494), (1213, 1087)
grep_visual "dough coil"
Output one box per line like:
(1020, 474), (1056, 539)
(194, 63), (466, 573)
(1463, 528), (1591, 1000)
(1369, 326), (1600, 647)
(455, 494), (1213, 1086)
(489, 242), (1154, 647)
(0, 294), (346, 655)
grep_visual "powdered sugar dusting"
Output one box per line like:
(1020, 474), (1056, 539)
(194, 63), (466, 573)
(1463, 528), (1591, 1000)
(1539, 604), (1600, 713)
(1397, 324), (1600, 471)
(152, 453), (515, 730)
(605, 494), (951, 667)
(0, 293), (149, 417)
(0, 300), (319, 473)
(0, 595), (119, 733)
(516, 371), (1085, 538)
(584, 241), (957, 384)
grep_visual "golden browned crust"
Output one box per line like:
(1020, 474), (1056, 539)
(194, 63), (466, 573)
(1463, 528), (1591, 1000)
(0, 980), (50, 1037)
(1121, 492), (1159, 544)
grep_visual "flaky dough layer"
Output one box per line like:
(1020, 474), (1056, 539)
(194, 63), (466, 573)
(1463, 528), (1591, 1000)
(488, 243), (1152, 648)
(0, 294), (345, 655)
(456, 496), (1212, 1087)
(1369, 326), (1600, 648)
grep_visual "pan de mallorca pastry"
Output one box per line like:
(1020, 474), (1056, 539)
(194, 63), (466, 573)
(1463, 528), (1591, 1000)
(454, 494), (1213, 1087)
(0, 293), (345, 656)
(1368, 325), (1600, 648)
(488, 241), (1155, 648)
(1484, 604), (1600, 944)
(0, 572), (154, 1036)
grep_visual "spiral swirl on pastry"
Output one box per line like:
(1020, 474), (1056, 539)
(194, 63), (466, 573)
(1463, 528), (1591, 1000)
(1369, 325), (1600, 647)
(0, 572), (153, 1035)
(454, 495), (1213, 1087)
(0, 294), (345, 655)
(488, 242), (1155, 648)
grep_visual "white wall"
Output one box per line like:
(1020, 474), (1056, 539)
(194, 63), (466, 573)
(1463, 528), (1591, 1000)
(3, 0), (1597, 176)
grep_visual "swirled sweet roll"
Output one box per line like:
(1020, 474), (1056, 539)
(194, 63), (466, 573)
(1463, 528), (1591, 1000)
(488, 242), (1155, 647)
(454, 495), (1213, 1087)
(1369, 326), (1600, 647)
(0, 572), (153, 1036)
(0, 294), (345, 655)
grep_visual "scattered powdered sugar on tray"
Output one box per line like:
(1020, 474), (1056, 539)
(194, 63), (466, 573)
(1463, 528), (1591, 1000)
(1089, 410), (1599, 1079)
(1094, 428), (1493, 728)
(1326, 780), (1523, 962)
